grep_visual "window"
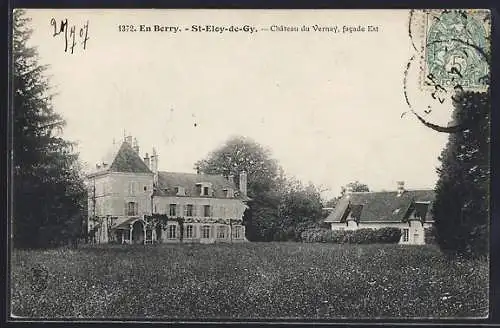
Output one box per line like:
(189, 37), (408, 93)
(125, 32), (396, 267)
(169, 204), (177, 216)
(217, 226), (228, 239)
(128, 181), (136, 195)
(402, 228), (409, 242)
(127, 202), (138, 216)
(203, 186), (209, 196)
(234, 226), (242, 239)
(203, 205), (211, 217)
(185, 204), (193, 217)
(201, 225), (210, 238)
(168, 225), (177, 239)
(225, 188), (234, 198)
(175, 186), (186, 196)
(185, 225), (194, 238)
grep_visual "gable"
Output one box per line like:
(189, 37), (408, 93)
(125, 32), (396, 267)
(109, 142), (152, 174)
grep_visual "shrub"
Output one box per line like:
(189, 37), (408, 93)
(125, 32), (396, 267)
(376, 227), (403, 243)
(424, 227), (437, 245)
(302, 227), (402, 244)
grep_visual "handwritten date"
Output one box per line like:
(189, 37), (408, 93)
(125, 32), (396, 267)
(50, 18), (89, 54)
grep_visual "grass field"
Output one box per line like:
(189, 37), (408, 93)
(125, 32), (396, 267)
(11, 242), (488, 319)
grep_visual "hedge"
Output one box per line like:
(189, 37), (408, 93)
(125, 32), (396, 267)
(301, 227), (402, 244)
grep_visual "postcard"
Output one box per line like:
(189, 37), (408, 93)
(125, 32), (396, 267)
(10, 9), (491, 321)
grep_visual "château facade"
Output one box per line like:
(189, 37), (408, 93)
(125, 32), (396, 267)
(87, 136), (250, 244)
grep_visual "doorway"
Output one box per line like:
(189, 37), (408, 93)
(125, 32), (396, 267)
(155, 224), (162, 242)
(132, 220), (144, 244)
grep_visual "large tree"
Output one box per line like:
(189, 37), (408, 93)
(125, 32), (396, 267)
(13, 10), (87, 248)
(195, 136), (282, 241)
(275, 178), (324, 241)
(432, 91), (490, 257)
(195, 135), (281, 196)
(341, 180), (370, 195)
(196, 136), (326, 241)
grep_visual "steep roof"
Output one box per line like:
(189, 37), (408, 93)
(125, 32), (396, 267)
(324, 189), (435, 223)
(88, 141), (152, 175)
(109, 141), (152, 173)
(154, 171), (251, 201)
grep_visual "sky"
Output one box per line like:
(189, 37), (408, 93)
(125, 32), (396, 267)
(24, 9), (451, 199)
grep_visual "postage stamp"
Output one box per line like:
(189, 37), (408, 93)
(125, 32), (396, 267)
(421, 9), (491, 92)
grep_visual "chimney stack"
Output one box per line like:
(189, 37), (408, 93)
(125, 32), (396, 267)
(239, 171), (248, 196)
(151, 147), (158, 185)
(144, 152), (150, 169)
(397, 181), (405, 196)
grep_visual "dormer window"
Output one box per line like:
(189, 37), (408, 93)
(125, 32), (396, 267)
(196, 182), (212, 197)
(224, 188), (234, 198)
(414, 201), (431, 220)
(175, 186), (186, 196)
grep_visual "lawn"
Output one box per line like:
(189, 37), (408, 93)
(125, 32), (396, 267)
(10, 242), (488, 319)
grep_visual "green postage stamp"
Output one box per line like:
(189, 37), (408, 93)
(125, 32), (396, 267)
(420, 9), (491, 92)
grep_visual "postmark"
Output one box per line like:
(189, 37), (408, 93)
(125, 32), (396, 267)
(422, 9), (490, 92)
(403, 9), (491, 129)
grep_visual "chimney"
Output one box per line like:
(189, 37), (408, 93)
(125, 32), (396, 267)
(151, 147), (158, 185)
(397, 181), (405, 196)
(144, 152), (150, 169)
(133, 137), (139, 153)
(125, 135), (133, 145)
(239, 171), (248, 196)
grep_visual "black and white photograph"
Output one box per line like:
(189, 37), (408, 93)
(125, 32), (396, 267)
(9, 8), (491, 321)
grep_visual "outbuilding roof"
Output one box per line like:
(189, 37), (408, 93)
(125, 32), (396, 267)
(324, 189), (435, 223)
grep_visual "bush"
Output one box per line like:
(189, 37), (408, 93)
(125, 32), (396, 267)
(301, 227), (402, 244)
(424, 227), (437, 244)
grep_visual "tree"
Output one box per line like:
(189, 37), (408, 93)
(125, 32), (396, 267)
(196, 136), (332, 242)
(275, 179), (324, 241)
(195, 136), (282, 241)
(340, 180), (370, 196)
(195, 135), (281, 197)
(13, 10), (87, 248)
(432, 91), (490, 257)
